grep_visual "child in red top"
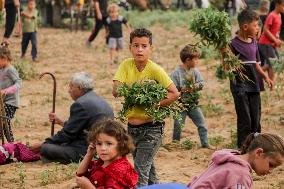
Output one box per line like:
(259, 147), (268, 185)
(258, 0), (284, 82)
(76, 119), (138, 189)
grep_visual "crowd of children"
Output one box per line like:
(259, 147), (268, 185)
(1, 1), (284, 189)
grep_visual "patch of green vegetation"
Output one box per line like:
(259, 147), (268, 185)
(123, 10), (192, 30)
(209, 135), (225, 149)
(13, 59), (37, 80)
(181, 138), (197, 150)
(224, 129), (238, 149)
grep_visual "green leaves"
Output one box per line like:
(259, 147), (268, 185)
(189, 8), (231, 49)
(180, 70), (200, 111)
(117, 80), (184, 123)
(189, 8), (247, 81)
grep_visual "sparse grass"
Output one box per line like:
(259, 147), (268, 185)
(200, 95), (224, 117)
(13, 59), (37, 80)
(224, 129), (238, 149)
(123, 10), (192, 30)
(40, 162), (79, 186)
(14, 162), (26, 189)
(209, 135), (225, 149)
(181, 139), (197, 150)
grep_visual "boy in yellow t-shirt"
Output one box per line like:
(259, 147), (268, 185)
(113, 28), (179, 187)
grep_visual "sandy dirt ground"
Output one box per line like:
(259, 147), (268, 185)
(0, 26), (284, 189)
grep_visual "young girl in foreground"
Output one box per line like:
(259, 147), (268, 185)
(0, 43), (22, 142)
(189, 133), (284, 189)
(75, 119), (138, 189)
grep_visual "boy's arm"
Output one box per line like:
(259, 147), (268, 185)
(124, 23), (131, 33)
(159, 83), (180, 106)
(263, 25), (282, 46)
(256, 63), (273, 89)
(21, 12), (33, 19)
(112, 80), (122, 97)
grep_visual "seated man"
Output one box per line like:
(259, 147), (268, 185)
(30, 72), (114, 164)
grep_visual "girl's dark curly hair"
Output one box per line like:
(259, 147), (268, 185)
(88, 119), (135, 156)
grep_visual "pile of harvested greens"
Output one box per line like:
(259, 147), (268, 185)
(189, 8), (247, 80)
(179, 70), (201, 111)
(117, 80), (185, 123)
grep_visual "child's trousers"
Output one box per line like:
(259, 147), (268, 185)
(21, 32), (37, 59)
(128, 122), (164, 187)
(2, 104), (17, 142)
(232, 91), (261, 148)
(4, 3), (17, 38)
(173, 107), (208, 147)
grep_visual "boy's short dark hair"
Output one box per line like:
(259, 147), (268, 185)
(180, 44), (200, 63)
(130, 28), (152, 45)
(237, 9), (259, 26)
(275, 0), (284, 5)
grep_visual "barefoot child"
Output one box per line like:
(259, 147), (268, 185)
(106, 3), (130, 64)
(0, 43), (22, 142)
(76, 119), (138, 189)
(170, 44), (210, 148)
(113, 28), (179, 187)
(189, 133), (284, 188)
(225, 9), (273, 148)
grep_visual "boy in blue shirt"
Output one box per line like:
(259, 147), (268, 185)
(171, 44), (209, 148)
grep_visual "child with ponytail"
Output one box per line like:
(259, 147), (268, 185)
(188, 133), (284, 189)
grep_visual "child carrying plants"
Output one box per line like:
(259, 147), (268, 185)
(113, 28), (179, 187)
(0, 43), (22, 142)
(75, 119), (138, 189)
(188, 133), (284, 189)
(106, 3), (130, 64)
(259, 0), (284, 82)
(170, 44), (210, 149)
(21, 0), (38, 62)
(223, 9), (273, 148)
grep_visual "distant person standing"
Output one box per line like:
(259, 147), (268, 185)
(86, 0), (108, 46)
(106, 3), (130, 64)
(21, 0), (38, 62)
(270, 0), (284, 40)
(259, 0), (284, 82)
(1, 0), (20, 45)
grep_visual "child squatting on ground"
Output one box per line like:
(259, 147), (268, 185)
(0, 43), (22, 142)
(225, 9), (273, 148)
(106, 3), (130, 64)
(188, 133), (284, 189)
(113, 28), (179, 187)
(20, 0), (38, 62)
(75, 119), (138, 189)
(258, 0), (284, 83)
(170, 44), (210, 148)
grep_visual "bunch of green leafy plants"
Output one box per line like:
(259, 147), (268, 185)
(189, 8), (247, 81)
(117, 80), (184, 122)
(179, 70), (201, 111)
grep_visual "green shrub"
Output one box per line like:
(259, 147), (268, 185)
(13, 59), (37, 80)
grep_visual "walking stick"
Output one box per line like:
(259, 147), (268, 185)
(39, 72), (56, 136)
(0, 93), (11, 144)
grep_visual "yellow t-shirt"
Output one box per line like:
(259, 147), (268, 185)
(113, 58), (173, 120)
